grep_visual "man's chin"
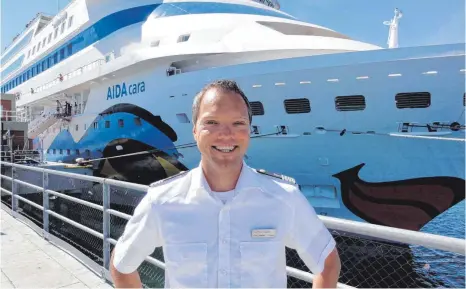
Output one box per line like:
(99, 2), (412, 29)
(209, 157), (244, 168)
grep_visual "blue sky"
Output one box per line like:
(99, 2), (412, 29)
(1, 0), (465, 54)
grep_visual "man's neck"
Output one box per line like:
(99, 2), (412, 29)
(201, 160), (243, 192)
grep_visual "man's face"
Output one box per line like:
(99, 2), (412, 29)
(193, 88), (250, 169)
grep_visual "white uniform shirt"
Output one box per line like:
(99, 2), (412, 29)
(112, 162), (336, 288)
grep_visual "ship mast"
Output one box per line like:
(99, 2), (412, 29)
(383, 8), (403, 48)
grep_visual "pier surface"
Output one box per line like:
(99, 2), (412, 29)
(1, 208), (114, 288)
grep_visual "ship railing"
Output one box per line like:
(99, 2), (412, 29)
(0, 161), (464, 288)
(0, 110), (30, 122)
(25, 59), (106, 96)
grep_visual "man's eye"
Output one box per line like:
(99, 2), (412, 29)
(205, 120), (217, 125)
(234, 122), (246, 126)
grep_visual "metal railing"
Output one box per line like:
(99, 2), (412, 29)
(33, 59), (105, 94)
(1, 110), (30, 122)
(15, 58), (106, 100)
(0, 161), (464, 288)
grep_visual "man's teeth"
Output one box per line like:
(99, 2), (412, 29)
(214, 146), (236, 152)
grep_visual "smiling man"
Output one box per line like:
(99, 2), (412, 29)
(110, 79), (341, 288)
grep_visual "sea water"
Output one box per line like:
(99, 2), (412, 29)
(412, 200), (465, 288)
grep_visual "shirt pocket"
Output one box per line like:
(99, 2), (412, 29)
(164, 242), (208, 288)
(240, 241), (283, 288)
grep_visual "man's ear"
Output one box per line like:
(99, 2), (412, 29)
(192, 124), (197, 141)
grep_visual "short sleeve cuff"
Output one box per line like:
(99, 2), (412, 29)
(112, 241), (141, 274)
(298, 232), (336, 275)
(314, 236), (336, 274)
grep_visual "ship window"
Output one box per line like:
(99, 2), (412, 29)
(178, 34), (190, 42)
(249, 101), (265, 116)
(60, 48), (65, 60)
(53, 149), (56, 154)
(395, 92), (431, 109)
(48, 33), (52, 43)
(68, 16), (74, 28)
(84, 124), (87, 130)
(257, 21), (351, 39)
(134, 117), (142, 126)
(67, 149), (70, 155)
(32, 46), (36, 55)
(105, 120), (110, 128)
(27, 50), (31, 58)
(60, 149), (63, 155)
(37, 42), (41, 51)
(335, 95), (366, 111)
(85, 149), (90, 157)
(61, 22), (66, 34)
(284, 98), (311, 114)
(118, 119), (124, 127)
(176, 113), (190, 123)
(463, 93), (465, 106)
(75, 124), (79, 131)
(42, 38), (46, 47)
(93, 122), (98, 129)
(76, 149), (80, 155)
(151, 40), (160, 47)
(67, 43), (72, 56)
(54, 28), (58, 39)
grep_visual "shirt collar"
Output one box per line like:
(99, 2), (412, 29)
(189, 160), (262, 196)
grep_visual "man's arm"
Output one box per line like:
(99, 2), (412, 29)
(312, 248), (341, 288)
(110, 191), (162, 288)
(285, 186), (342, 288)
(110, 250), (143, 288)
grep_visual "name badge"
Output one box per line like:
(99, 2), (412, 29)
(251, 229), (276, 238)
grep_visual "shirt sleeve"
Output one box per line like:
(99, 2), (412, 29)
(112, 191), (162, 274)
(285, 186), (336, 275)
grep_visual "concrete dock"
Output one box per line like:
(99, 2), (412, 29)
(1, 208), (114, 288)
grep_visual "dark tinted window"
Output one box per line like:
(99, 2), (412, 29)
(395, 92), (431, 109)
(284, 98), (311, 114)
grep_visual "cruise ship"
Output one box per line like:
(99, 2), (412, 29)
(1, 0), (465, 232)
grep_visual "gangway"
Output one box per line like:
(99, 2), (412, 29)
(27, 111), (59, 139)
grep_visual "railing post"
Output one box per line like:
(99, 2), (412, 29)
(43, 171), (50, 240)
(11, 166), (18, 217)
(102, 181), (111, 276)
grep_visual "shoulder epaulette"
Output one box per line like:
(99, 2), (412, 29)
(255, 169), (296, 185)
(149, 171), (188, 187)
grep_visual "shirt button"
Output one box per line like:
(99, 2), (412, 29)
(222, 239), (228, 244)
(220, 269), (227, 275)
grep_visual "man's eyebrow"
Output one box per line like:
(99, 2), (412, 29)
(200, 114), (248, 119)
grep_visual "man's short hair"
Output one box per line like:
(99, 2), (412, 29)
(192, 79), (252, 125)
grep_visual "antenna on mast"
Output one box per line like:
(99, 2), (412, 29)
(383, 8), (403, 48)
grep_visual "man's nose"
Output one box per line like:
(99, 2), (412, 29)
(218, 124), (233, 136)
